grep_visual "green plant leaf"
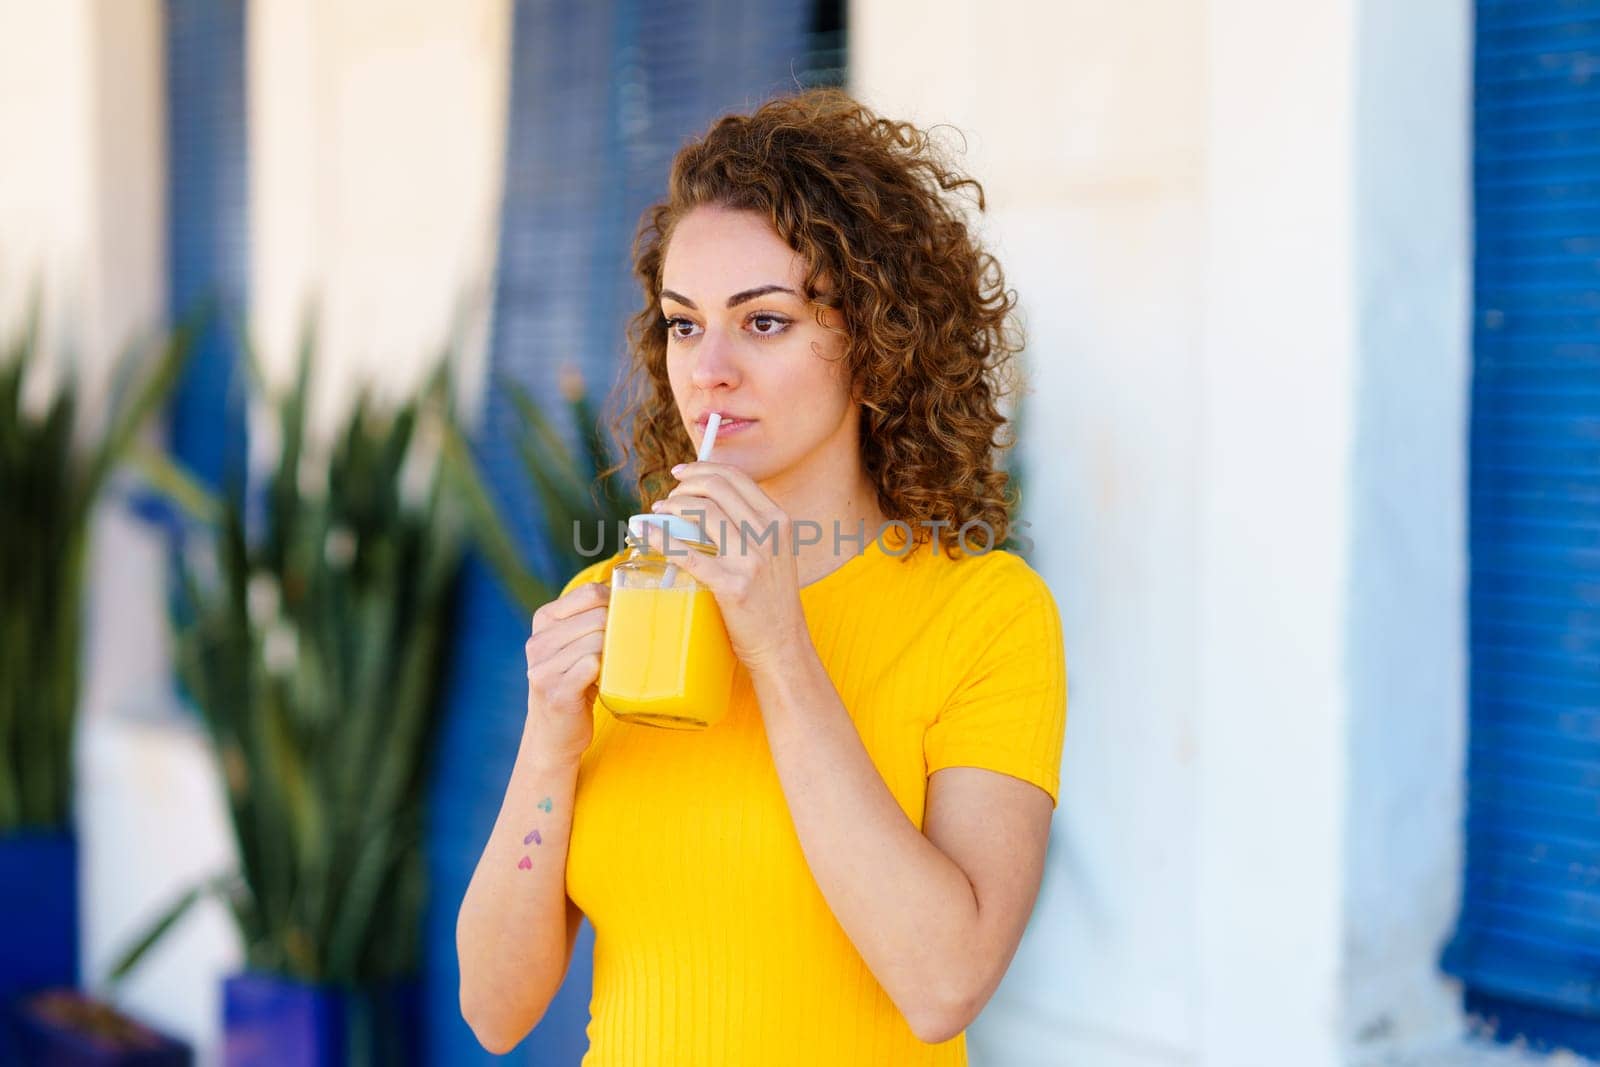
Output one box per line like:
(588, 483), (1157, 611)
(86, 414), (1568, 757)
(104, 870), (243, 985)
(504, 378), (587, 503)
(437, 418), (548, 611)
(128, 444), (221, 525)
(77, 305), (207, 522)
(1, 305), (198, 832)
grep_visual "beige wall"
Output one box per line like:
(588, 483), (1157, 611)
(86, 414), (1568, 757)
(0, 0), (165, 404)
(249, 0), (511, 440)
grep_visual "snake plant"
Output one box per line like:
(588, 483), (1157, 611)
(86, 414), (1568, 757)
(0, 306), (198, 834)
(439, 363), (639, 614)
(112, 332), (466, 984)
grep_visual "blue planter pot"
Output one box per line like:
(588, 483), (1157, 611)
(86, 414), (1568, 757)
(0, 831), (79, 1000)
(222, 973), (420, 1067)
(10, 989), (191, 1066)
(0, 830), (79, 1063)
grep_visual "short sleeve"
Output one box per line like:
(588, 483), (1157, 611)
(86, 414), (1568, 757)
(923, 558), (1068, 808)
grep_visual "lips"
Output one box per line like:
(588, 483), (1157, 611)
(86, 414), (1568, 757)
(701, 417), (756, 438)
(696, 414), (756, 431)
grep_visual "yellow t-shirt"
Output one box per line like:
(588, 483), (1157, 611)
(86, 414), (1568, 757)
(560, 528), (1067, 1066)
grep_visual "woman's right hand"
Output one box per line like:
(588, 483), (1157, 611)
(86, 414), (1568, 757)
(523, 581), (609, 765)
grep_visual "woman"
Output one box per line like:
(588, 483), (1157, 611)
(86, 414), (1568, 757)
(457, 88), (1067, 1065)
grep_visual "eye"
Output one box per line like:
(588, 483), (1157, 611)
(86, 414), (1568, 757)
(748, 313), (791, 337)
(663, 315), (701, 342)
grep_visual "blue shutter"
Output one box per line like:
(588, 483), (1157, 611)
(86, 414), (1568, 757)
(799, 0), (848, 89)
(1441, 0), (1600, 1055)
(164, 0), (248, 491)
(424, 2), (818, 1062)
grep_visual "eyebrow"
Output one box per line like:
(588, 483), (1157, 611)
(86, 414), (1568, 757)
(659, 284), (797, 310)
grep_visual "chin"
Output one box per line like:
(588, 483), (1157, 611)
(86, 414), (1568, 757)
(708, 448), (775, 481)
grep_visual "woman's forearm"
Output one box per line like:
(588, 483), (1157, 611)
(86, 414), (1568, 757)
(456, 724), (583, 1055)
(748, 643), (985, 1042)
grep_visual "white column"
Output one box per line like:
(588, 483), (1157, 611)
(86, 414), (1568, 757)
(1195, 1), (1357, 1064)
(0, 0), (163, 372)
(0, 2), (95, 349)
(1341, 0), (1471, 1058)
(249, 0), (512, 438)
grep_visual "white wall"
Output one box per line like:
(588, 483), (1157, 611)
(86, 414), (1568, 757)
(1343, 0), (1472, 1058)
(249, 0), (511, 439)
(1196, 0), (1357, 1062)
(854, 3), (1206, 1063)
(0, 2), (97, 354)
(856, 1), (1475, 1065)
(0, 0), (164, 392)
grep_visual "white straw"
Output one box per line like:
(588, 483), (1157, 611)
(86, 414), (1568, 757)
(697, 412), (723, 463)
(660, 412), (721, 588)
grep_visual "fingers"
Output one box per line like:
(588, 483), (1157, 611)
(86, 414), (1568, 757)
(663, 470), (766, 534)
(527, 629), (604, 709)
(527, 584), (609, 667)
(532, 602), (608, 641)
(558, 643), (603, 688)
(550, 628), (604, 677)
(527, 603), (606, 655)
(669, 461), (775, 520)
(652, 496), (737, 552)
(640, 521), (711, 578)
(662, 463), (791, 561)
(535, 581), (610, 626)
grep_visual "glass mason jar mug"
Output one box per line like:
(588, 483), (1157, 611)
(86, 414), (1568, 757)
(597, 514), (737, 730)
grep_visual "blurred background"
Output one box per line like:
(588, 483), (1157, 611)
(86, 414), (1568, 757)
(0, 0), (1596, 1065)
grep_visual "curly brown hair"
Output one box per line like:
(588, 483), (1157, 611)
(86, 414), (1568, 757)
(607, 88), (1024, 558)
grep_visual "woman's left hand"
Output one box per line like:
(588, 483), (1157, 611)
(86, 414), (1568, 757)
(643, 461), (808, 673)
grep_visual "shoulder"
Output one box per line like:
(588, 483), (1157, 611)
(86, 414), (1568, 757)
(920, 546), (1068, 805)
(922, 546), (1063, 675)
(924, 544), (1058, 620)
(952, 544), (1049, 590)
(559, 550), (629, 599)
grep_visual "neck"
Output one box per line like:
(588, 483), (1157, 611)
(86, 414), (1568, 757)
(756, 467), (887, 588)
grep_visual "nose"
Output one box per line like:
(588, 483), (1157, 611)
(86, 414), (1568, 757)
(688, 326), (741, 392)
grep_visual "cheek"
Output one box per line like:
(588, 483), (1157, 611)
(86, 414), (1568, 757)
(813, 339), (855, 409)
(665, 357), (692, 406)
(778, 358), (855, 433)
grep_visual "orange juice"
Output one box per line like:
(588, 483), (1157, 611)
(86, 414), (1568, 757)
(598, 582), (737, 730)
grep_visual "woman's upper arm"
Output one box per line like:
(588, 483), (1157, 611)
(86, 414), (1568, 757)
(923, 765), (1054, 1011)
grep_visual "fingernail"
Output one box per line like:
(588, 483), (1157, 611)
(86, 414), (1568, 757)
(650, 501), (663, 512)
(671, 463), (686, 475)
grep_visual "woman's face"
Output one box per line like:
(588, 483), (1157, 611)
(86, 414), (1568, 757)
(660, 205), (857, 490)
